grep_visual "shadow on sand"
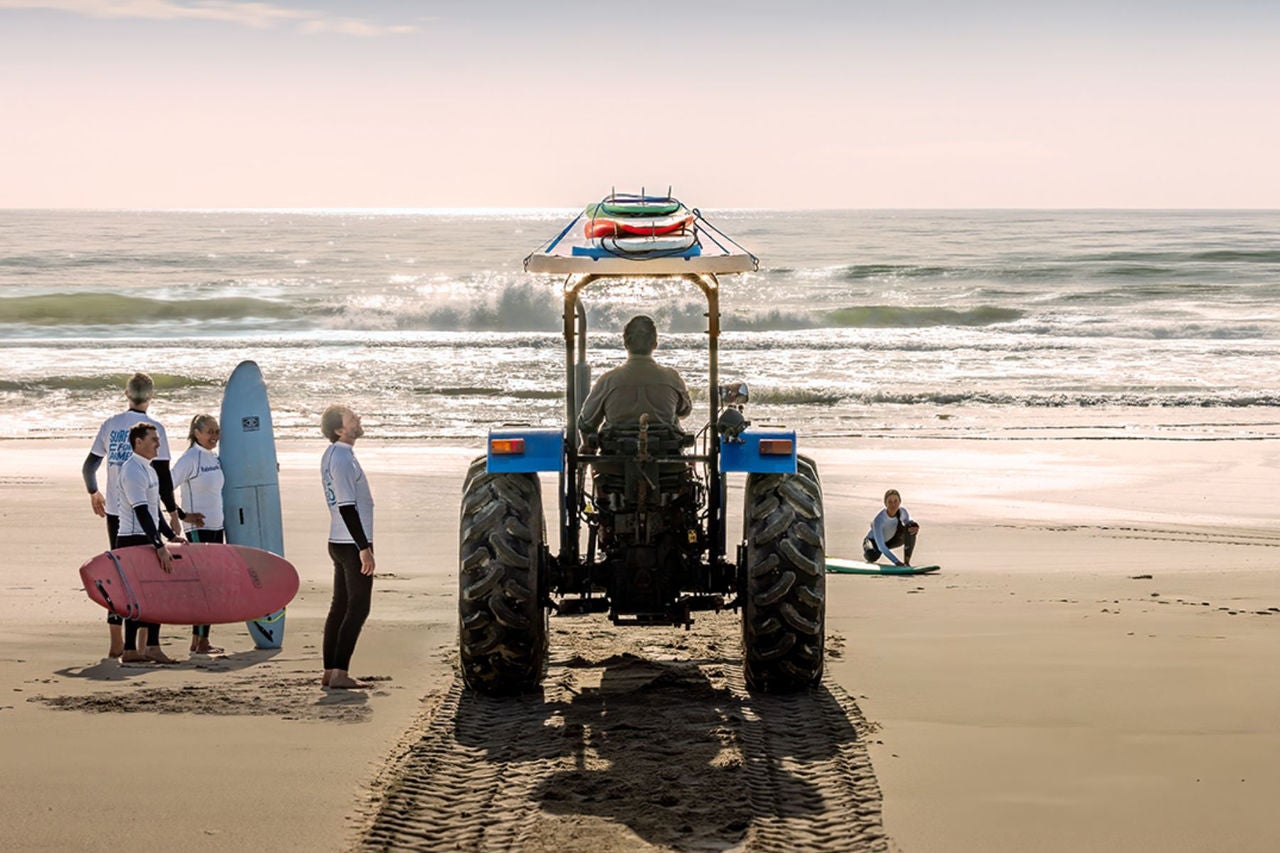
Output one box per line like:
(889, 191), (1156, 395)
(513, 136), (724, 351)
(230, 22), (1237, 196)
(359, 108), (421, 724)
(53, 647), (282, 682)
(361, 653), (880, 851)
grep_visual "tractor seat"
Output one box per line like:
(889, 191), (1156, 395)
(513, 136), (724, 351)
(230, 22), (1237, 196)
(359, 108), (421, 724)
(597, 422), (693, 457)
(589, 423), (695, 502)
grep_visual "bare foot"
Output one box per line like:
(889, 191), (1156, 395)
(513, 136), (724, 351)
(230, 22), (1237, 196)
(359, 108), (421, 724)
(192, 642), (224, 656)
(120, 651), (149, 664)
(321, 669), (332, 687)
(327, 674), (371, 690)
(144, 647), (178, 665)
(109, 624), (125, 658)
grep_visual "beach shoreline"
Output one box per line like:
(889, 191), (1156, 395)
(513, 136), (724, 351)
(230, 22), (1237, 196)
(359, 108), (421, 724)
(2, 434), (1278, 851)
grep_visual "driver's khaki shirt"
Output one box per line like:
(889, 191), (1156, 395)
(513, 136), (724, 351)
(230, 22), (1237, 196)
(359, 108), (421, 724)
(578, 354), (692, 433)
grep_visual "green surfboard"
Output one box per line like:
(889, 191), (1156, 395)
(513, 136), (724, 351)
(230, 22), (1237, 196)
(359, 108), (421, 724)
(826, 558), (940, 576)
(592, 199), (684, 217)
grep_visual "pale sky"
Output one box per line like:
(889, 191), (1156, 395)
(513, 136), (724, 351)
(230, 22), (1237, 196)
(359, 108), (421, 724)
(1, 0), (1277, 208)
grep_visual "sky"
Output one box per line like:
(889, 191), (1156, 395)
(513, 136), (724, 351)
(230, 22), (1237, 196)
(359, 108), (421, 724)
(1, 0), (1278, 208)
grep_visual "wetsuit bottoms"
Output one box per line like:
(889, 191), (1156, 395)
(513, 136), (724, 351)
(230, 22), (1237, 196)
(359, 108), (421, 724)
(863, 526), (917, 564)
(115, 534), (160, 648)
(187, 528), (225, 638)
(323, 543), (373, 672)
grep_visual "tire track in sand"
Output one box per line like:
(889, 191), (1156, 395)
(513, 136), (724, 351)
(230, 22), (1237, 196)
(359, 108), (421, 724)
(355, 618), (888, 852)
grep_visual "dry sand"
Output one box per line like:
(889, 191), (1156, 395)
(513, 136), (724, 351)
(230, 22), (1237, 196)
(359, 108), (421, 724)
(2, 433), (1278, 852)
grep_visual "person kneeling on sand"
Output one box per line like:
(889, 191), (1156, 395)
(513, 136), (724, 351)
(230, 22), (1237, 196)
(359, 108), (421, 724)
(863, 488), (920, 567)
(115, 421), (183, 664)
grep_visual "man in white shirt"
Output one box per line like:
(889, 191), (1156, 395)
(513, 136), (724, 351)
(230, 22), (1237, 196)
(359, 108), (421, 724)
(114, 421), (180, 664)
(320, 405), (375, 690)
(578, 315), (692, 438)
(81, 373), (182, 657)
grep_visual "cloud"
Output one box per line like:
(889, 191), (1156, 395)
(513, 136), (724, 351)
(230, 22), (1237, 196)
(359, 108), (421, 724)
(0, 0), (419, 36)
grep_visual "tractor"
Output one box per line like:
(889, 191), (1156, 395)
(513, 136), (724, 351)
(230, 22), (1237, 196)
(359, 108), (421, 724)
(458, 196), (825, 695)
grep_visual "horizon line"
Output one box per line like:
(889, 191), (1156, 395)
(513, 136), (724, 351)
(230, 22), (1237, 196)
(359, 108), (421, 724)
(2, 206), (1279, 215)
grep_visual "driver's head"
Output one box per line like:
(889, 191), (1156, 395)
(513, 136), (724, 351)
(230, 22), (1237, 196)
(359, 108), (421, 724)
(623, 315), (658, 356)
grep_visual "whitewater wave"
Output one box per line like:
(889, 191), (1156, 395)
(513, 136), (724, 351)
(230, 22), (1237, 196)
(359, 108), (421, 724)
(824, 306), (1023, 328)
(843, 391), (1280, 408)
(743, 387), (846, 405)
(412, 386), (562, 400)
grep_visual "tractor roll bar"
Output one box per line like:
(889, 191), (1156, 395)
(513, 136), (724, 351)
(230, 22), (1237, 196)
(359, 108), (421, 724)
(559, 273), (725, 570)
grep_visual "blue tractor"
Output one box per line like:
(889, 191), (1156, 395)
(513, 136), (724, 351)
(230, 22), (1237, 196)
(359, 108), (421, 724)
(458, 196), (825, 695)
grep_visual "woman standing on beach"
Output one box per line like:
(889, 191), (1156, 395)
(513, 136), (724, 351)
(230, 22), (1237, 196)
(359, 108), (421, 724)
(172, 414), (222, 655)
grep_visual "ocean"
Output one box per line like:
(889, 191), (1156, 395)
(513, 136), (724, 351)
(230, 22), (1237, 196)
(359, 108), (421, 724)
(2, 208), (1278, 443)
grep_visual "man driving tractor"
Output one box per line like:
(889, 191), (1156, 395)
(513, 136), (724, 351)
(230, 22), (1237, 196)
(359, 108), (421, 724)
(577, 314), (692, 439)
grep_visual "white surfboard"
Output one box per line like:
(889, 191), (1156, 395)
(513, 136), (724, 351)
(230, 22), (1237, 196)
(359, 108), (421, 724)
(600, 231), (698, 254)
(220, 361), (287, 649)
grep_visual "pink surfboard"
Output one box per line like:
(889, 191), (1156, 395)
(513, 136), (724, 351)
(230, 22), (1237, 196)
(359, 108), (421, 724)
(79, 543), (299, 625)
(584, 213), (694, 239)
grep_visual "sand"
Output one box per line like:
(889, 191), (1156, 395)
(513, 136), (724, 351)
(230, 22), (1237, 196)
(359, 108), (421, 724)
(1, 433), (1278, 852)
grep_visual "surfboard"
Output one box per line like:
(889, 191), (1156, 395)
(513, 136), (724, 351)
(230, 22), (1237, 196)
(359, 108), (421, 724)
(583, 211), (693, 239)
(80, 543), (299, 624)
(826, 558), (941, 576)
(597, 197), (683, 217)
(571, 239), (702, 260)
(220, 360), (288, 648)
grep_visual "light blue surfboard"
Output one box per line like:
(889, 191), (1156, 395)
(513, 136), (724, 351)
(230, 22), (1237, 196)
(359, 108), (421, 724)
(220, 361), (287, 649)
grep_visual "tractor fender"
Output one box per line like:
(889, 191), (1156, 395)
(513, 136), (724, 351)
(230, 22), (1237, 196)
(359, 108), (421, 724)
(720, 429), (797, 474)
(487, 428), (564, 473)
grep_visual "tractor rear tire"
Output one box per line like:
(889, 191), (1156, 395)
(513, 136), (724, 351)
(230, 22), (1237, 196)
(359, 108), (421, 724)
(741, 454), (825, 692)
(458, 456), (548, 695)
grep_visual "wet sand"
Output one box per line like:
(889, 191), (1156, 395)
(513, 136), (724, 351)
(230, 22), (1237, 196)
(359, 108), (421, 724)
(1, 434), (1278, 851)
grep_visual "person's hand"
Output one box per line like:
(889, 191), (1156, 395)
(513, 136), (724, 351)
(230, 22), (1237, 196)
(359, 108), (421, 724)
(359, 547), (375, 576)
(157, 545), (174, 574)
(906, 522), (920, 534)
(90, 491), (106, 518)
(186, 512), (206, 528)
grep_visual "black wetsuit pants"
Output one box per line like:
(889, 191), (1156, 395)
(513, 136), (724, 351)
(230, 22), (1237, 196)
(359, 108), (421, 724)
(187, 528), (224, 638)
(323, 543), (373, 672)
(115, 534), (160, 648)
(863, 526), (917, 564)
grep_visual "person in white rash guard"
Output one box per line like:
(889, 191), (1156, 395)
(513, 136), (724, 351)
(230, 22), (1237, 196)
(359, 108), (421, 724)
(114, 421), (184, 664)
(172, 414), (225, 655)
(862, 488), (921, 567)
(319, 405), (375, 691)
(81, 372), (185, 658)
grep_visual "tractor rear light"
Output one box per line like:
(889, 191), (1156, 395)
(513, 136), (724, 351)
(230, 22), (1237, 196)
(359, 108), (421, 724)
(759, 438), (793, 456)
(490, 438), (526, 455)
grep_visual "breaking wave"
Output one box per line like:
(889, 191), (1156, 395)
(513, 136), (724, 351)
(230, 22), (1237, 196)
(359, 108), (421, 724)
(0, 293), (305, 326)
(0, 373), (220, 394)
(844, 391), (1280, 408)
(824, 306), (1023, 327)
